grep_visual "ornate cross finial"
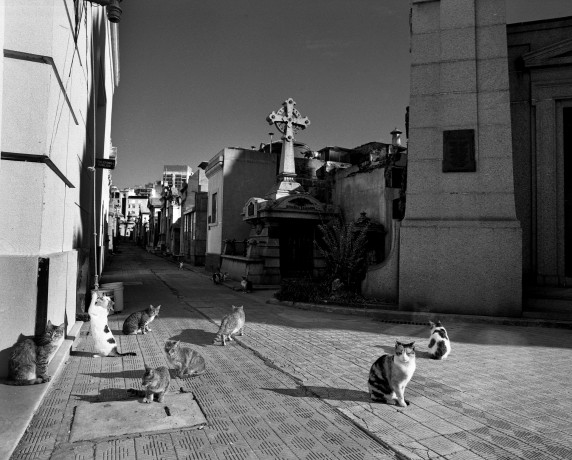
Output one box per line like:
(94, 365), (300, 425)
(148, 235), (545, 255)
(265, 98), (310, 198)
(266, 98), (310, 143)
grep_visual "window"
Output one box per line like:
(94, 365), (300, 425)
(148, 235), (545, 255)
(210, 192), (218, 224)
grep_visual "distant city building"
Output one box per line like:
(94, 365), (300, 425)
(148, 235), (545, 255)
(163, 165), (192, 189)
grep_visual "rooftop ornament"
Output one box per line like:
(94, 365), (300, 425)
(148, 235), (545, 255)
(265, 98), (311, 198)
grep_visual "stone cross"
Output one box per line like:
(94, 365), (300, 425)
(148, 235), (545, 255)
(266, 98), (310, 193)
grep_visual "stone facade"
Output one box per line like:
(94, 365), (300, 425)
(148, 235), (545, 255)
(508, 16), (572, 287)
(204, 148), (277, 272)
(399, 0), (522, 316)
(0, 2), (118, 376)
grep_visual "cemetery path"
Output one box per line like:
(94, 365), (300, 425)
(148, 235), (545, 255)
(9, 242), (572, 460)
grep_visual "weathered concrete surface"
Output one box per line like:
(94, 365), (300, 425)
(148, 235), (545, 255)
(70, 394), (206, 442)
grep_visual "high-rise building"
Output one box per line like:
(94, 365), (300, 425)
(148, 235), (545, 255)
(162, 165), (192, 189)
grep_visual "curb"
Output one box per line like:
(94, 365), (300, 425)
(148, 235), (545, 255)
(0, 321), (83, 460)
(267, 298), (572, 329)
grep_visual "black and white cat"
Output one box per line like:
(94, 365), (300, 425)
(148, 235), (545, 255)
(428, 321), (451, 359)
(88, 291), (136, 357)
(240, 276), (253, 293)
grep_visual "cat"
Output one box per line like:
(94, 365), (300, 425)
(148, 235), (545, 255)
(212, 270), (228, 285)
(164, 340), (206, 378)
(213, 305), (245, 346)
(4, 320), (65, 385)
(127, 365), (171, 403)
(428, 320), (451, 360)
(122, 304), (161, 335)
(240, 276), (253, 293)
(368, 340), (416, 407)
(88, 291), (137, 357)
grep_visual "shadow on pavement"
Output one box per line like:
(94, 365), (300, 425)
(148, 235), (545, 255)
(169, 328), (216, 347)
(266, 386), (371, 402)
(74, 388), (134, 403)
(373, 344), (434, 360)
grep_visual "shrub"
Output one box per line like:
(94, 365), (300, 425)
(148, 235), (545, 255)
(315, 217), (368, 292)
(274, 278), (329, 303)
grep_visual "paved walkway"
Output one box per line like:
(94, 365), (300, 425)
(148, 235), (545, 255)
(9, 243), (572, 460)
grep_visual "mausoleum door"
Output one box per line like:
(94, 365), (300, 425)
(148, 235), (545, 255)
(279, 221), (314, 278)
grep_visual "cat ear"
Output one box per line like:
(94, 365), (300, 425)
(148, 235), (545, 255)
(144, 365), (152, 373)
(47, 320), (53, 328)
(428, 321), (435, 327)
(436, 321), (442, 327)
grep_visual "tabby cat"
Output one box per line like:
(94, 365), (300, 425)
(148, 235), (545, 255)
(89, 291), (137, 357)
(428, 320), (451, 360)
(122, 305), (161, 335)
(213, 305), (245, 346)
(5, 320), (65, 385)
(127, 365), (171, 403)
(368, 341), (416, 407)
(164, 340), (206, 378)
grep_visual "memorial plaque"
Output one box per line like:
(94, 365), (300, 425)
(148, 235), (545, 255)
(442, 129), (475, 172)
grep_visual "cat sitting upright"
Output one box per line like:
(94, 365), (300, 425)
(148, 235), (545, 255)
(127, 365), (170, 403)
(428, 320), (451, 360)
(240, 276), (253, 293)
(88, 291), (136, 357)
(213, 305), (245, 346)
(4, 320), (65, 385)
(122, 305), (161, 335)
(368, 340), (416, 407)
(164, 340), (206, 378)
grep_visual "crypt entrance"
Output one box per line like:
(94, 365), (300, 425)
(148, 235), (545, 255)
(279, 219), (315, 279)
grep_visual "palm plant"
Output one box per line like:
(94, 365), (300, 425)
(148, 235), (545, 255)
(316, 217), (368, 292)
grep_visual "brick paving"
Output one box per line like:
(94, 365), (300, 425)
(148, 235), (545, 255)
(10, 243), (572, 460)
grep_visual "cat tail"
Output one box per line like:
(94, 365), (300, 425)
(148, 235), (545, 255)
(2, 378), (45, 385)
(109, 347), (137, 357)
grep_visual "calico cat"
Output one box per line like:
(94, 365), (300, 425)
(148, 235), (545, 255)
(89, 291), (137, 357)
(428, 320), (451, 360)
(122, 305), (161, 335)
(164, 340), (206, 378)
(240, 276), (253, 293)
(368, 341), (416, 407)
(5, 320), (65, 385)
(127, 365), (171, 403)
(213, 305), (245, 346)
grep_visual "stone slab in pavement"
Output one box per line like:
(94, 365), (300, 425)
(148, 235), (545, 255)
(69, 393), (207, 443)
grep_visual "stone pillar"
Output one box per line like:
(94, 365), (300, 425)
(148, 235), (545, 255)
(400, 0), (522, 316)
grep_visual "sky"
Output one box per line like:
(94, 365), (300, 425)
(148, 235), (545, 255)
(109, 0), (572, 189)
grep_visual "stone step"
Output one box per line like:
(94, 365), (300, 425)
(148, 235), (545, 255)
(525, 297), (572, 313)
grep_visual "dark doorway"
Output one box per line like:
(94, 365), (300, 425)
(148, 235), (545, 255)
(279, 220), (315, 278)
(564, 107), (572, 277)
